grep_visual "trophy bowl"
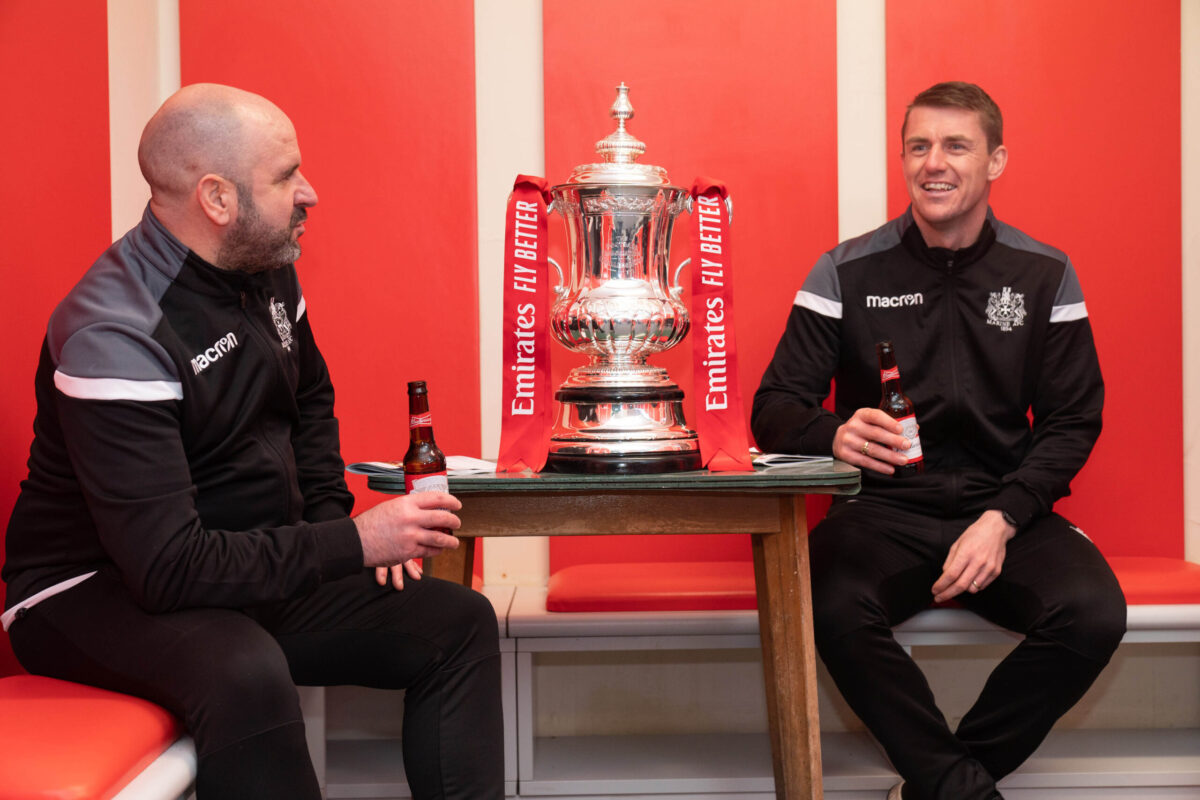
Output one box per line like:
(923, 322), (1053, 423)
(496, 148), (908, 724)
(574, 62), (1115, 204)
(544, 84), (701, 474)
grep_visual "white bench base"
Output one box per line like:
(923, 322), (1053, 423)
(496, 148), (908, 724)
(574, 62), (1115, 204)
(296, 584), (1200, 798)
(515, 728), (1200, 799)
(507, 585), (1200, 799)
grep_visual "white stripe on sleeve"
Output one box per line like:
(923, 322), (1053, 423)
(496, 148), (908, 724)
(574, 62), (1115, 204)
(1050, 301), (1088, 323)
(794, 290), (843, 319)
(54, 371), (183, 401)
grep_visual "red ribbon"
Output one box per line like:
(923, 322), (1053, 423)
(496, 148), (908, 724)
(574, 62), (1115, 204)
(496, 175), (554, 473)
(689, 178), (753, 471)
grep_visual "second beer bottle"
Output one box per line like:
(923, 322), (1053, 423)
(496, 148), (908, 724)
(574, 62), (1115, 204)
(403, 380), (448, 494)
(876, 340), (925, 476)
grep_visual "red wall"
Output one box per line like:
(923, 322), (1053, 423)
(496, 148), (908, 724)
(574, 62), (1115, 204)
(542, 0), (839, 570)
(0, 1), (111, 675)
(179, 0), (482, 511)
(887, 1), (1182, 557)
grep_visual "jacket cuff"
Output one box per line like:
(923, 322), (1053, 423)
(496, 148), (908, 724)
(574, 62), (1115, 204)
(989, 484), (1043, 531)
(312, 517), (364, 582)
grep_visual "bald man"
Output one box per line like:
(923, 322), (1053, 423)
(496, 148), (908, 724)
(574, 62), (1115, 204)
(3, 84), (503, 800)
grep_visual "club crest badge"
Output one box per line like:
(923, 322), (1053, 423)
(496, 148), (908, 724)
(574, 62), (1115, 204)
(986, 286), (1026, 332)
(269, 297), (294, 351)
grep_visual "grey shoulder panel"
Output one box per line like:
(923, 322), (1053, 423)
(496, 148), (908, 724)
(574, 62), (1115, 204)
(825, 213), (908, 269)
(991, 216), (1069, 266)
(47, 209), (189, 394)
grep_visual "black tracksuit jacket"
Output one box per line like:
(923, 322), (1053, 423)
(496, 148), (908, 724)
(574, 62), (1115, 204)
(751, 207), (1103, 528)
(3, 208), (363, 613)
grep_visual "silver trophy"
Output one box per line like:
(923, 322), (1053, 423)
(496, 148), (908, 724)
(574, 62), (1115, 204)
(545, 84), (703, 474)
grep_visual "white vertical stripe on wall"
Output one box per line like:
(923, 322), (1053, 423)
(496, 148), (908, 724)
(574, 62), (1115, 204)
(1184, 0), (1199, 562)
(107, 0), (180, 240)
(836, 0), (888, 241)
(474, 0), (550, 586)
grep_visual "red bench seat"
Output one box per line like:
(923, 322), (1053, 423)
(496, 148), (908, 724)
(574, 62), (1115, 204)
(545, 556), (1200, 612)
(0, 675), (183, 800)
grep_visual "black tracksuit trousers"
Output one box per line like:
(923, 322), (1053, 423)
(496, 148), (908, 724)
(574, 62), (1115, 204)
(809, 498), (1126, 800)
(9, 567), (504, 800)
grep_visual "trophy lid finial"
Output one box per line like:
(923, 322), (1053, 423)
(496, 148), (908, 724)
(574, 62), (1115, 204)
(562, 83), (671, 186)
(595, 83), (646, 165)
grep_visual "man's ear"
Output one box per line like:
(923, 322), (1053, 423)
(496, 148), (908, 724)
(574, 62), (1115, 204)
(196, 174), (236, 226)
(987, 145), (1008, 182)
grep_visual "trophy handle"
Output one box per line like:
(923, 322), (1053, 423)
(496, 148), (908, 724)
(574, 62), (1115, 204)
(671, 258), (690, 299)
(548, 256), (567, 298)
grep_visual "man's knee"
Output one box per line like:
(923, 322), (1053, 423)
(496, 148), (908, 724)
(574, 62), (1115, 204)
(1039, 572), (1127, 663)
(441, 582), (500, 657)
(186, 641), (302, 754)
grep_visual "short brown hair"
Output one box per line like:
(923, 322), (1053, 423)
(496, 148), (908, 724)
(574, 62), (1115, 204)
(902, 81), (1003, 153)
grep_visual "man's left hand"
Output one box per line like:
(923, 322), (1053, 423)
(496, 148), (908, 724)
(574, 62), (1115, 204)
(932, 510), (1017, 603)
(376, 559), (423, 591)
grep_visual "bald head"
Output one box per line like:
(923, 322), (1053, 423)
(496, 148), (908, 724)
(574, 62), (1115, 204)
(138, 83), (286, 201)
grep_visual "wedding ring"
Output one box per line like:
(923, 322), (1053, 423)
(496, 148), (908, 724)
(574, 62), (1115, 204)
(861, 441), (871, 456)
(971, 580), (980, 590)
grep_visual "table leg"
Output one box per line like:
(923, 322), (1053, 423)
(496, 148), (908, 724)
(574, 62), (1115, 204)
(752, 494), (822, 800)
(425, 537), (475, 585)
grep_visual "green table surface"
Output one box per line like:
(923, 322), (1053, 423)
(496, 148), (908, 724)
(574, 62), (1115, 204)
(366, 460), (860, 496)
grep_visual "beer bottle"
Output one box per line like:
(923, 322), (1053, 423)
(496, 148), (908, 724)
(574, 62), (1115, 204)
(876, 340), (925, 476)
(403, 380), (449, 494)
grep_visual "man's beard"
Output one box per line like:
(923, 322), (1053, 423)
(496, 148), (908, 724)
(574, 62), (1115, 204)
(215, 186), (306, 273)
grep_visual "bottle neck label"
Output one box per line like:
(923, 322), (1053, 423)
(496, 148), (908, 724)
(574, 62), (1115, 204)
(405, 471), (448, 494)
(409, 412), (433, 429)
(893, 414), (924, 463)
(880, 366), (900, 383)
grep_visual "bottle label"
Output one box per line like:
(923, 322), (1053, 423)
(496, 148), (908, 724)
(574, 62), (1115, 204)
(894, 414), (924, 463)
(880, 366), (900, 382)
(405, 471), (448, 494)
(409, 412), (433, 429)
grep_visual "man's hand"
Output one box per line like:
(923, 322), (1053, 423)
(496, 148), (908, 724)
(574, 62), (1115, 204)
(376, 559), (423, 591)
(931, 509), (1017, 603)
(355, 491), (462, 570)
(832, 408), (914, 474)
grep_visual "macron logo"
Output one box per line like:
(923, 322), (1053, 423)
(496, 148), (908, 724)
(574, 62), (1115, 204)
(866, 293), (924, 309)
(191, 332), (240, 375)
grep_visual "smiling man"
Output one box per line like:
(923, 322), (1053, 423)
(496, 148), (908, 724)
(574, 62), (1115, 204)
(2, 84), (503, 800)
(752, 82), (1126, 800)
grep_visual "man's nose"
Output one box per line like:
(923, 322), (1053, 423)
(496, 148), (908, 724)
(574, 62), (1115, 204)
(296, 172), (319, 207)
(925, 145), (947, 171)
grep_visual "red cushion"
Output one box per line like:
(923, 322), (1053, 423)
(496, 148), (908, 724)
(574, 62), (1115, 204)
(0, 675), (180, 800)
(547, 561), (757, 612)
(545, 556), (1200, 613)
(1107, 556), (1200, 605)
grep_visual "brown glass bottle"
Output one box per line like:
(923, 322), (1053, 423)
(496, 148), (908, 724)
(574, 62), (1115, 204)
(876, 340), (925, 476)
(403, 380), (448, 494)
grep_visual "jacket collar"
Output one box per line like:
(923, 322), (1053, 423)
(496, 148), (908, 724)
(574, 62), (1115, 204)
(899, 206), (997, 272)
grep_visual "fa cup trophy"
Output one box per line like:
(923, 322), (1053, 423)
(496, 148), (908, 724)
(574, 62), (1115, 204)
(545, 84), (702, 474)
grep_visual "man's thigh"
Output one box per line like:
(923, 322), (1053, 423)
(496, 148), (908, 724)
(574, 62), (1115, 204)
(959, 513), (1127, 659)
(248, 569), (499, 689)
(809, 499), (949, 633)
(9, 568), (294, 733)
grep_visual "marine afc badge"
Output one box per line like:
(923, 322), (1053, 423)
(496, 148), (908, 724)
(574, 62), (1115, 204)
(269, 297), (294, 351)
(986, 286), (1026, 332)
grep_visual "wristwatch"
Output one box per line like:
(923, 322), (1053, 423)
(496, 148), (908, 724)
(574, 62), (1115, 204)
(998, 509), (1018, 528)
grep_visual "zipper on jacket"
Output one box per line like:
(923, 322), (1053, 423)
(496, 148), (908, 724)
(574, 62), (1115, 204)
(238, 288), (299, 522)
(944, 265), (962, 513)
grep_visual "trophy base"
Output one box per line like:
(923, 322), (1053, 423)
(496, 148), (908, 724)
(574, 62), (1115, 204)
(545, 385), (701, 475)
(544, 450), (702, 475)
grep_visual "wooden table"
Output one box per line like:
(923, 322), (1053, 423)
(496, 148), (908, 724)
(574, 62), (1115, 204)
(368, 462), (859, 800)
